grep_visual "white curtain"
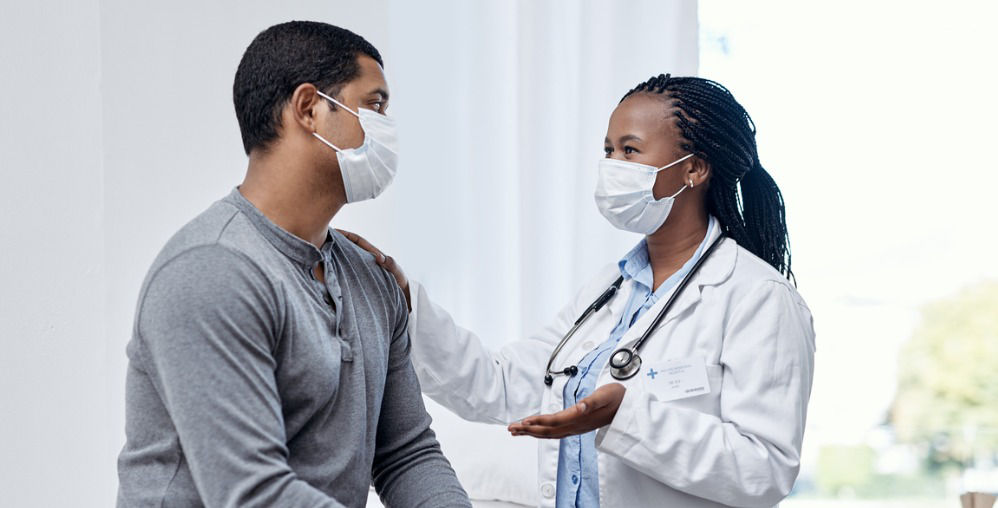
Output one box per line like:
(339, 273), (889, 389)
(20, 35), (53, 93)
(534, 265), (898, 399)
(337, 2), (700, 504)
(0, 1), (696, 506)
(337, 0), (699, 346)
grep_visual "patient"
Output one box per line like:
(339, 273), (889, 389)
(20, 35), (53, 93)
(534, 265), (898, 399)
(116, 21), (469, 507)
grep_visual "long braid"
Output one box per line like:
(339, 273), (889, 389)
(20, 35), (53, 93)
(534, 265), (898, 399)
(622, 74), (793, 280)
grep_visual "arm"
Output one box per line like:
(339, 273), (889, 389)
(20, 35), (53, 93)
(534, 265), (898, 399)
(371, 279), (471, 508)
(337, 228), (606, 425)
(137, 245), (346, 508)
(595, 281), (816, 507)
(407, 278), (577, 425)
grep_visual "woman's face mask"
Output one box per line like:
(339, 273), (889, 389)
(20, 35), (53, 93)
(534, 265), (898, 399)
(313, 90), (399, 203)
(594, 153), (695, 235)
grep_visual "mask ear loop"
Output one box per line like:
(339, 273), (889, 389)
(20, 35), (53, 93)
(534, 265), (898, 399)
(667, 183), (688, 199)
(314, 90), (366, 152)
(312, 132), (342, 152)
(312, 90), (360, 152)
(656, 153), (697, 199)
(654, 153), (696, 171)
(316, 90), (360, 118)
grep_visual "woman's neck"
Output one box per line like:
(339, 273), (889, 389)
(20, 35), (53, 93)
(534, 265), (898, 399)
(645, 211), (709, 290)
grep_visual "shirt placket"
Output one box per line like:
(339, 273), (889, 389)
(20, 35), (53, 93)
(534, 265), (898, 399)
(309, 252), (351, 362)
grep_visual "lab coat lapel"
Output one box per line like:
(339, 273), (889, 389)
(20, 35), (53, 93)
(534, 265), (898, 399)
(616, 237), (738, 347)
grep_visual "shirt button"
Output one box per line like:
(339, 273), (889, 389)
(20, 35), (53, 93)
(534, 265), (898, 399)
(541, 482), (555, 498)
(582, 341), (594, 350)
(571, 474), (579, 485)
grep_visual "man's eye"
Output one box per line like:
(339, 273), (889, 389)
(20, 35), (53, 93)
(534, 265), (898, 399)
(370, 102), (383, 112)
(624, 146), (638, 154)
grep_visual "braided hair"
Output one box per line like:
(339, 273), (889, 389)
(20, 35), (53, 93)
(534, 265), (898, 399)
(622, 73), (793, 280)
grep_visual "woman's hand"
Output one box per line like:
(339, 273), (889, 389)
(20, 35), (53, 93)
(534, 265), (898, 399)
(337, 229), (411, 312)
(507, 383), (626, 439)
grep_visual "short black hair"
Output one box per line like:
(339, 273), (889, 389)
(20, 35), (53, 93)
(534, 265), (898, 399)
(233, 21), (383, 155)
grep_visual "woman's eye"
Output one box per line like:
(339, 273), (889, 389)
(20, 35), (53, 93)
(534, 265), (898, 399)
(624, 146), (638, 154)
(604, 147), (613, 156)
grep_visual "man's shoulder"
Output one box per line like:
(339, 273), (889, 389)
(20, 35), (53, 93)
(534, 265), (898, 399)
(153, 200), (241, 264)
(330, 230), (403, 303)
(140, 200), (274, 301)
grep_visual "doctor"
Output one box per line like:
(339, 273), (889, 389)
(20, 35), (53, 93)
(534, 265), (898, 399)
(345, 74), (815, 507)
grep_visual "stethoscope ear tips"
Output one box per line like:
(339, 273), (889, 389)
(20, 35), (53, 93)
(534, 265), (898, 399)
(543, 365), (579, 386)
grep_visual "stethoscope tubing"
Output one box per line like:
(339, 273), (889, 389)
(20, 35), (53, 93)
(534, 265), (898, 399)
(544, 234), (727, 384)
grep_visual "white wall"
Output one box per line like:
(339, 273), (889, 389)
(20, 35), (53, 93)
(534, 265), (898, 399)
(1, 1), (696, 505)
(0, 1), (108, 506)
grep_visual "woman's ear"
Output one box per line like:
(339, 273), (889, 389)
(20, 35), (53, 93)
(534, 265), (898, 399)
(687, 155), (711, 187)
(289, 82), (322, 133)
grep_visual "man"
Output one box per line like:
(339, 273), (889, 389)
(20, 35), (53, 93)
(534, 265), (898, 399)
(117, 21), (470, 507)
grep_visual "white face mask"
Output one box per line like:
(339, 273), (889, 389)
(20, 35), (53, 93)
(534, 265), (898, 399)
(594, 153), (695, 235)
(313, 90), (399, 203)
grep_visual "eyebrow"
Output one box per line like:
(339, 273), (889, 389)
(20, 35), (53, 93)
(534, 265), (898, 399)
(369, 87), (389, 101)
(605, 134), (643, 144)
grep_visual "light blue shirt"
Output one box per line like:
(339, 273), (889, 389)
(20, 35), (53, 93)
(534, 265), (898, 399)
(555, 217), (716, 507)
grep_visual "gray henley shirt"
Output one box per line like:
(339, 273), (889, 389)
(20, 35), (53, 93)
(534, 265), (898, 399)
(116, 188), (470, 508)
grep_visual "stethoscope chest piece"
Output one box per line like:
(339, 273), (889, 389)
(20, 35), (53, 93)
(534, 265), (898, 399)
(609, 348), (642, 380)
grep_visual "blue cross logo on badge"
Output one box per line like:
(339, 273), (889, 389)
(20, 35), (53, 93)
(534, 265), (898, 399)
(647, 368), (658, 380)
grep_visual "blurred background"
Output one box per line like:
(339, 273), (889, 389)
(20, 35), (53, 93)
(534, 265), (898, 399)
(1, 1), (995, 507)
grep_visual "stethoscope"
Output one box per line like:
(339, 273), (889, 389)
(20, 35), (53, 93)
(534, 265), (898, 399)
(543, 234), (726, 385)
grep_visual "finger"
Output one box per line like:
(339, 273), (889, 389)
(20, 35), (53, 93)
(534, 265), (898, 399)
(509, 424), (576, 440)
(340, 231), (386, 263)
(335, 229), (359, 243)
(519, 405), (586, 427)
(507, 414), (540, 433)
(383, 255), (398, 271)
(508, 424), (558, 438)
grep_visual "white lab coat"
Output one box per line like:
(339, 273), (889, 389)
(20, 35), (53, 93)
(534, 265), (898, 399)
(407, 226), (816, 508)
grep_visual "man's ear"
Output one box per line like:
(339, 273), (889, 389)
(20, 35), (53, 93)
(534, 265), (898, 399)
(687, 155), (711, 187)
(289, 83), (323, 134)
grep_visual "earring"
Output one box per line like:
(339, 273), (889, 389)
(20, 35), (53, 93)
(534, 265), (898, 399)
(688, 179), (695, 188)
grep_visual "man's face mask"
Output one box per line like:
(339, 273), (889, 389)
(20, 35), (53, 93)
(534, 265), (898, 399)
(313, 90), (399, 203)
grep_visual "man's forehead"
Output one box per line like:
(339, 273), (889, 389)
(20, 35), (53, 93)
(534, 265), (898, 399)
(353, 55), (388, 94)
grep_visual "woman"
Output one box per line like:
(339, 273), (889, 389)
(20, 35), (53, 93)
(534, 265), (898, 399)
(345, 74), (815, 507)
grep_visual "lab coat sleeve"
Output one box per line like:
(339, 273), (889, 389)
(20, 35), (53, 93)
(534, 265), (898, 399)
(595, 280), (816, 508)
(407, 279), (581, 425)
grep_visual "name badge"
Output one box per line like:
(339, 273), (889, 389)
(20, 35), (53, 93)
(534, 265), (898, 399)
(640, 356), (711, 402)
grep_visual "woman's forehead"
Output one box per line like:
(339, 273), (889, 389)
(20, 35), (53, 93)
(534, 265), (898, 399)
(608, 94), (677, 140)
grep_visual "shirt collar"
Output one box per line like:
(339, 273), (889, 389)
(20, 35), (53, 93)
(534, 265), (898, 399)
(617, 239), (654, 291)
(616, 216), (719, 294)
(223, 187), (334, 267)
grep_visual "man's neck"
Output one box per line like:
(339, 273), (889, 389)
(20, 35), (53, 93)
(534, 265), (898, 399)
(645, 211), (709, 290)
(240, 149), (345, 248)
